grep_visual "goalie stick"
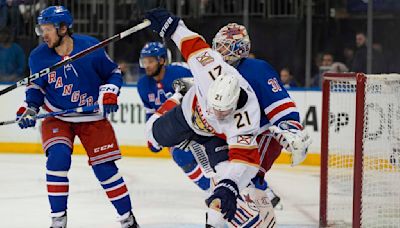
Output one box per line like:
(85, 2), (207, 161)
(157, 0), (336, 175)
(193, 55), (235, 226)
(0, 104), (99, 126)
(0, 19), (151, 96)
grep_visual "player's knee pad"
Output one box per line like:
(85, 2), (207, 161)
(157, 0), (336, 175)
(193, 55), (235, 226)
(171, 147), (197, 172)
(92, 161), (119, 182)
(46, 144), (72, 171)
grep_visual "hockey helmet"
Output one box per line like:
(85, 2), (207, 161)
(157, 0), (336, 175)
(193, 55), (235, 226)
(139, 42), (168, 67)
(207, 73), (240, 120)
(212, 23), (251, 65)
(36, 6), (73, 36)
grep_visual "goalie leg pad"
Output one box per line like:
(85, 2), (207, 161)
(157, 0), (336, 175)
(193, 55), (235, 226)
(207, 185), (277, 228)
(231, 186), (276, 228)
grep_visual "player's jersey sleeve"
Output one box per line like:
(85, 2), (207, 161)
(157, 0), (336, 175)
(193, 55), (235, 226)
(255, 61), (300, 125)
(25, 50), (47, 109)
(171, 21), (239, 112)
(137, 78), (155, 121)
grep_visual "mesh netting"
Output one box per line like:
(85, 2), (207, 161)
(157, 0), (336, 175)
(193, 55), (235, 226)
(326, 74), (400, 227)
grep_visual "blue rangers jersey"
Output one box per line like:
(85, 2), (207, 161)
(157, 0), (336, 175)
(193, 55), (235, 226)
(137, 64), (192, 121)
(26, 34), (122, 122)
(236, 58), (300, 131)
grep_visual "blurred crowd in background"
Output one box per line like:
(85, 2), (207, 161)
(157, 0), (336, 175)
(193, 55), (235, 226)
(1, 0), (399, 88)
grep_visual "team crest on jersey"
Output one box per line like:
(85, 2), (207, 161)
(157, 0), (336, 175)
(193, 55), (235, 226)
(237, 134), (253, 145)
(62, 56), (79, 78)
(196, 52), (214, 66)
(64, 63), (79, 78)
(192, 104), (215, 134)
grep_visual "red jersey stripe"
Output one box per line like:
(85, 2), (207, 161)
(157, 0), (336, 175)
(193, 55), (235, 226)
(181, 36), (210, 61)
(266, 102), (296, 120)
(229, 147), (260, 165)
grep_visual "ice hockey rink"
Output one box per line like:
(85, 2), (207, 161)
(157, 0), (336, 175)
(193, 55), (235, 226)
(0, 153), (320, 228)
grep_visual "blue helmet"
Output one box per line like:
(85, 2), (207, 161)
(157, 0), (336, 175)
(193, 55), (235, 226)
(140, 42), (167, 60)
(37, 6), (73, 29)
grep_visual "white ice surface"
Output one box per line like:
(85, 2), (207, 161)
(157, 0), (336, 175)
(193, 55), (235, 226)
(0, 154), (319, 227)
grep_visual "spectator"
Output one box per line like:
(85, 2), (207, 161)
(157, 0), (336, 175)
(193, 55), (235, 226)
(351, 32), (386, 73)
(343, 46), (354, 70)
(0, 27), (25, 82)
(312, 52), (348, 87)
(1, 0), (24, 37)
(280, 67), (297, 89)
(0, 0), (7, 30)
(321, 52), (334, 67)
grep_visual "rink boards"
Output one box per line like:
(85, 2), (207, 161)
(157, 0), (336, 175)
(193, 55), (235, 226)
(0, 84), (322, 166)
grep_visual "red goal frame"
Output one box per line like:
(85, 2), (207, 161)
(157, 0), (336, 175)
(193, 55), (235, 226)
(319, 72), (366, 228)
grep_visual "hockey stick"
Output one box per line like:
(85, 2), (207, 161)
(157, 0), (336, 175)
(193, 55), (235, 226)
(0, 104), (99, 126)
(189, 142), (216, 178)
(0, 19), (151, 96)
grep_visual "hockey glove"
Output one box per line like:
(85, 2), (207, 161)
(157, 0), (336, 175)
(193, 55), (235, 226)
(205, 179), (239, 221)
(172, 77), (194, 96)
(269, 120), (312, 166)
(16, 104), (38, 129)
(145, 8), (180, 39)
(99, 84), (119, 117)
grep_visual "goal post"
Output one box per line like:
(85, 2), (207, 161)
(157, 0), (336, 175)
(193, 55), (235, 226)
(320, 72), (400, 228)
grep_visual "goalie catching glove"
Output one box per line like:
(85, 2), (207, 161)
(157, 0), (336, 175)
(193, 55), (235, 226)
(98, 84), (119, 117)
(269, 120), (312, 166)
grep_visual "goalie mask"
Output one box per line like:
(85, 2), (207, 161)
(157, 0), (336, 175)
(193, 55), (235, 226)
(212, 23), (251, 66)
(207, 74), (240, 120)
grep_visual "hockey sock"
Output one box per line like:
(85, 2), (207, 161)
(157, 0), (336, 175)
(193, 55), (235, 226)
(172, 147), (210, 191)
(46, 144), (72, 215)
(92, 161), (132, 215)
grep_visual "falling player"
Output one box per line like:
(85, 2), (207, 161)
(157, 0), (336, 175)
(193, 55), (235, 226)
(212, 22), (301, 208)
(137, 41), (210, 191)
(15, 6), (139, 228)
(144, 8), (311, 227)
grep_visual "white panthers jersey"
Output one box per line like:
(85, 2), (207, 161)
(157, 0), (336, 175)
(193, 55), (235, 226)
(171, 21), (261, 189)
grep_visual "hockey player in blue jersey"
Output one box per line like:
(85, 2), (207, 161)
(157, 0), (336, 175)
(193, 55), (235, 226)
(15, 6), (139, 228)
(137, 41), (210, 191)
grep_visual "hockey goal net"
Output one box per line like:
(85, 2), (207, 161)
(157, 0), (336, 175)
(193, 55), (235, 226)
(320, 73), (400, 228)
